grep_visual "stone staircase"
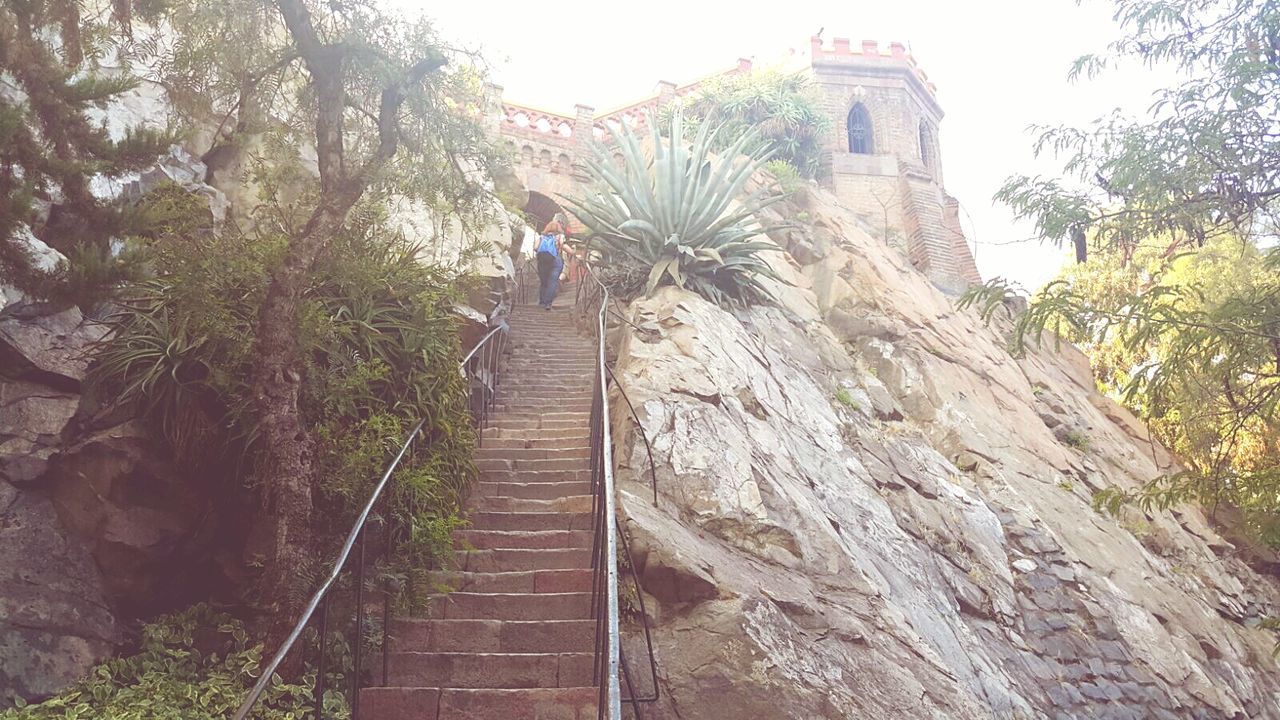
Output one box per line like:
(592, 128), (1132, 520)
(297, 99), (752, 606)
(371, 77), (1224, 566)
(362, 292), (600, 719)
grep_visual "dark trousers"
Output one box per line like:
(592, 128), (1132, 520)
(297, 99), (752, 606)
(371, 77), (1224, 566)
(537, 252), (557, 307)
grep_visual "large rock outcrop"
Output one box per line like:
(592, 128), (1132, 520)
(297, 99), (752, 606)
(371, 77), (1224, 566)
(0, 307), (120, 704)
(0, 305), (235, 705)
(609, 186), (1280, 719)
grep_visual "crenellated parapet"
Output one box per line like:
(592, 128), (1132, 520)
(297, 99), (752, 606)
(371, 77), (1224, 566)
(493, 37), (981, 293)
(808, 37), (937, 97)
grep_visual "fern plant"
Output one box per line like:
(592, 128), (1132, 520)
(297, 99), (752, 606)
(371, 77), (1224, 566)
(566, 110), (786, 308)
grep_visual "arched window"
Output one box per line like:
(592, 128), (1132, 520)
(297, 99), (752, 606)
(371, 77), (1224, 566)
(847, 103), (874, 154)
(919, 121), (934, 168)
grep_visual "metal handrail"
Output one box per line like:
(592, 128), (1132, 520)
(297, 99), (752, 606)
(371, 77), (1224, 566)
(582, 259), (623, 719)
(233, 313), (513, 720)
(575, 242), (661, 718)
(231, 418), (425, 719)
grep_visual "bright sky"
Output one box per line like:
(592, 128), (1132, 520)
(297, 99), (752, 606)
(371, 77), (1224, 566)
(410, 0), (1170, 291)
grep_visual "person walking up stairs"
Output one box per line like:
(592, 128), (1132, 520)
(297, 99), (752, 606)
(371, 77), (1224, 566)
(362, 286), (600, 719)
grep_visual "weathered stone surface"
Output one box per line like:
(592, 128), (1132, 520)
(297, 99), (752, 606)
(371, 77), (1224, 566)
(42, 420), (217, 618)
(608, 185), (1280, 718)
(0, 481), (120, 704)
(0, 226), (65, 309)
(0, 381), (78, 484)
(0, 306), (107, 390)
(120, 145), (229, 224)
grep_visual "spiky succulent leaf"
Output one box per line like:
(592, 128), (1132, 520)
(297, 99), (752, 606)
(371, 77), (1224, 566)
(565, 108), (784, 308)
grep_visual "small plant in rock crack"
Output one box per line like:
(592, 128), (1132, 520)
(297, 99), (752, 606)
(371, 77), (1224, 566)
(1061, 429), (1091, 451)
(834, 388), (862, 412)
(1260, 617), (1280, 657)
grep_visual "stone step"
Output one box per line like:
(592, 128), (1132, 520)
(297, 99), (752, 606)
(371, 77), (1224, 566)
(467, 511), (593, 532)
(491, 419), (588, 431)
(495, 380), (595, 389)
(482, 412), (590, 425)
(488, 404), (588, 415)
(429, 568), (593, 594)
(427, 592), (592, 620)
(489, 428), (590, 441)
(471, 495), (593, 514)
(505, 344), (590, 351)
(456, 547), (592, 573)
(507, 356), (594, 363)
(474, 447), (590, 461)
(360, 686), (597, 720)
(391, 619), (595, 654)
(502, 363), (597, 370)
(457, 529), (593, 550)
(472, 481), (592, 501)
(479, 470), (592, 484)
(482, 437), (590, 449)
(386, 652), (593, 689)
(475, 458), (589, 473)
(493, 392), (592, 401)
(493, 392), (593, 402)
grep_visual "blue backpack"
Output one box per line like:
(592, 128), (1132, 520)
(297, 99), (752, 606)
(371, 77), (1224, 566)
(536, 233), (559, 257)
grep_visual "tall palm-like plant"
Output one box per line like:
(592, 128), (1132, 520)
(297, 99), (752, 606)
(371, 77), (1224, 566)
(566, 110), (785, 308)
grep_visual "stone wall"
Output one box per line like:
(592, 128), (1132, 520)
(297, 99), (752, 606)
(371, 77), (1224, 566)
(607, 184), (1280, 719)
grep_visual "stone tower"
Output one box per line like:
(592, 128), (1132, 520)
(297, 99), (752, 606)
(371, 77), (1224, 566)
(495, 38), (982, 293)
(808, 37), (980, 294)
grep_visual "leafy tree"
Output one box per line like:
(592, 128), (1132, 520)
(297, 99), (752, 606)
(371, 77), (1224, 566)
(966, 238), (1280, 542)
(663, 69), (830, 179)
(995, 0), (1280, 263)
(964, 0), (1280, 544)
(0, 0), (174, 306)
(567, 110), (785, 308)
(108, 0), (501, 646)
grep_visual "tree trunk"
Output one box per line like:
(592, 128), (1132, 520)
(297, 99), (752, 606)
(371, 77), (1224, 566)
(254, 0), (440, 665)
(251, 196), (353, 658)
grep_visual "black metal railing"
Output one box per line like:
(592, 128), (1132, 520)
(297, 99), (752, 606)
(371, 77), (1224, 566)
(233, 242), (660, 720)
(574, 248), (661, 719)
(462, 325), (507, 447)
(232, 315), (511, 720)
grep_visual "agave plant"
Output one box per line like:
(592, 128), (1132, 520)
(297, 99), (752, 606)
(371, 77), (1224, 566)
(565, 110), (786, 308)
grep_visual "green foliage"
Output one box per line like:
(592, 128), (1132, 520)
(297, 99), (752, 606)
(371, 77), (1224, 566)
(90, 201), (477, 575)
(964, 238), (1280, 544)
(566, 110), (786, 308)
(764, 159), (804, 194)
(997, 0), (1280, 263)
(127, 0), (503, 227)
(1061, 430), (1091, 452)
(978, 0), (1280, 548)
(2, 605), (346, 719)
(0, 1), (176, 308)
(834, 388), (861, 411)
(664, 69), (831, 179)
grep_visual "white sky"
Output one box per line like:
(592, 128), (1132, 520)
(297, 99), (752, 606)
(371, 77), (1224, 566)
(408, 0), (1171, 291)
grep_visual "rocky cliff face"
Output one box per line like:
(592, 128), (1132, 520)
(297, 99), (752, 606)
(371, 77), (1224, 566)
(609, 186), (1280, 719)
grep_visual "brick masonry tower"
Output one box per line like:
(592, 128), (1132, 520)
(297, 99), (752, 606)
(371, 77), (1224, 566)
(809, 36), (981, 294)
(495, 39), (982, 293)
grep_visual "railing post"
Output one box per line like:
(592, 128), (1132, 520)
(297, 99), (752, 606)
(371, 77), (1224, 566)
(315, 599), (328, 719)
(382, 493), (392, 687)
(352, 529), (366, 719)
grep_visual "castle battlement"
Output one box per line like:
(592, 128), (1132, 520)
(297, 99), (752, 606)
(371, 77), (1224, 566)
(809, 36), (938, 98)
(494, 37), (980, 294)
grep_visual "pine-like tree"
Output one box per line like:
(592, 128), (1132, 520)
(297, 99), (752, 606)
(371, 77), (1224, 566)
(0, 0), (172, 307)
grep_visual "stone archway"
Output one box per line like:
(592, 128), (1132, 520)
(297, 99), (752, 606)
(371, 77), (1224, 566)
(523, 190), (564, 233)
